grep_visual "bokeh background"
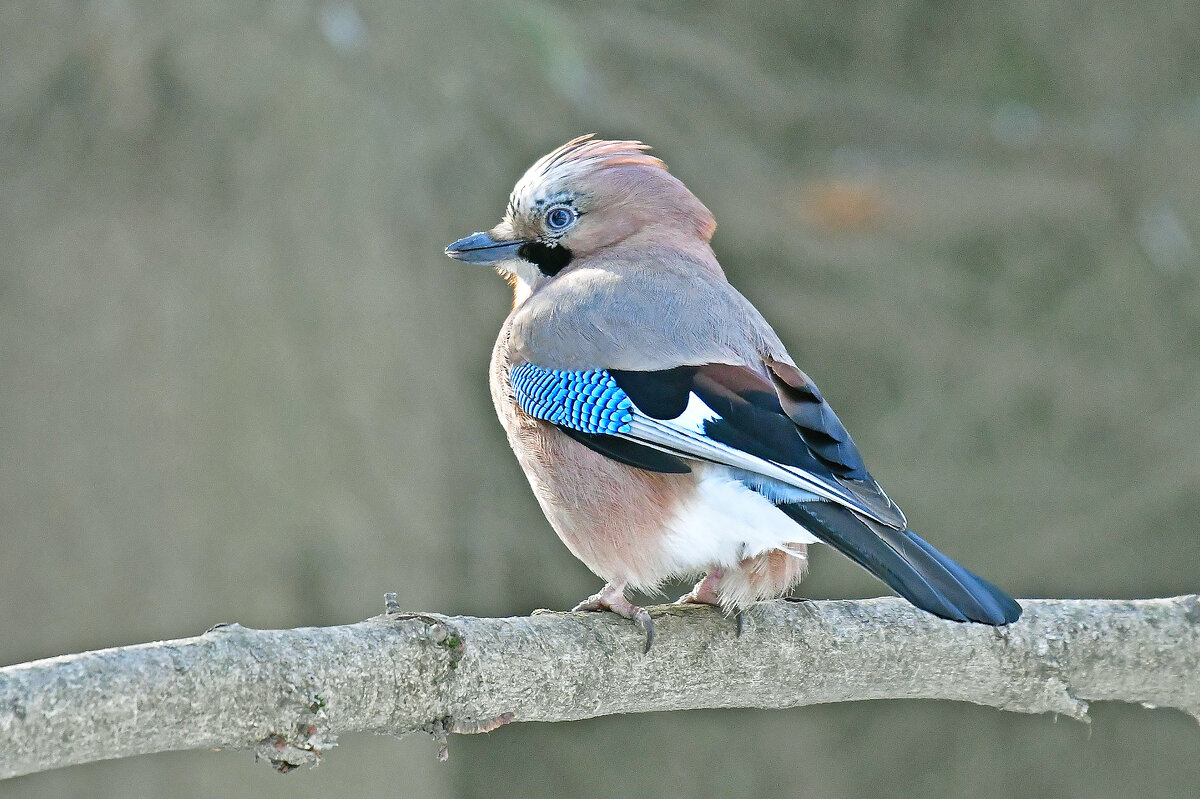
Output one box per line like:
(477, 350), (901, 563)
(3, 1), (1199, 797)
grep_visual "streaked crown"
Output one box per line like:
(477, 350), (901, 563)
(506, 135), (665, 220)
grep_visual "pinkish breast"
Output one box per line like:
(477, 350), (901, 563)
(488, 317), (688, 590)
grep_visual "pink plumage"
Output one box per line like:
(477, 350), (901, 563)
(446, 136), (1021, 649)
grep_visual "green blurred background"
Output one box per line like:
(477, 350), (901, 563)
(3, 1), (1199, 797)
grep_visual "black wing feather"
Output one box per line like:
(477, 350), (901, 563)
(608, 366), (698, 419)
(612, 363), (874, 485)
(693, 378), (832, 472)
(537, 361), (1021, 626)
(556, 427), (692, 473)
(763, 360), (870, 480)
(778, 501), (1021, 625)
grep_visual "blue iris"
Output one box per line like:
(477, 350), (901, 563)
(545, 206), (576, 231)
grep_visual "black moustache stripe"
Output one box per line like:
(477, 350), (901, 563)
(518, 241), (573, 276)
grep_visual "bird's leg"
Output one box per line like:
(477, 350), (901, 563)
(676, 568), (724, 606)
(573, 582), (655, 652)
(676, 568), (746, 636)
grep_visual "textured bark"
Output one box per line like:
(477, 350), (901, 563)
(1, 596), (1197, 779)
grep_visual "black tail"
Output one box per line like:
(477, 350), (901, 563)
(778, 501), (1021, 625)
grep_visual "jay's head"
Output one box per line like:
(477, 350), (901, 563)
(446, 135), (716, 293)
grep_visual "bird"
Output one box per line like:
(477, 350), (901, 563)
(445, 135), (1021, 648)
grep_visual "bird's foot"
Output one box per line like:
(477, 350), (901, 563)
(573, 582), (655, 652)
(676, 569), (745, 636)
(676, 568), (724, 606)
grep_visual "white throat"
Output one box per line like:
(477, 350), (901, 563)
(500, 261), (545, 307)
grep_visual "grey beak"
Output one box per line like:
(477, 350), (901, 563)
(445, 231), (528, 264)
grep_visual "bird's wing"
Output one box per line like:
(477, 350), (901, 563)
(501, 258), (1021, 625)
(508, 357), (1022, 625)
(508, 358), (907, 529)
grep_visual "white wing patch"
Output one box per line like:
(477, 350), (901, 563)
(673, 392), (720, 433)
(506, 362), (906, 530)
(617, 401), (900, 525)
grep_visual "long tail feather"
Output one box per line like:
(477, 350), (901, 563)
(778, 501), (1021, 625)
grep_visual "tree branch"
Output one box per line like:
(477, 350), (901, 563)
(2, 596), (1197, 779)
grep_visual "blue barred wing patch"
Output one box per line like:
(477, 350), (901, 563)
(510, 363), (633, 435)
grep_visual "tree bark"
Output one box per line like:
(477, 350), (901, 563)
(1, 596), (1197, 779)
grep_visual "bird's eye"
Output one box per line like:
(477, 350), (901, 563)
(544, 206), (576, 231)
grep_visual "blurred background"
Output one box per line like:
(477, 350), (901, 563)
(2, 1), (1199, 796)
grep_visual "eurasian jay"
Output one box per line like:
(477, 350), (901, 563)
(446, 136), (1021, 647)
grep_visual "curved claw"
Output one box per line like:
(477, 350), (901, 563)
(632, 606), (655, 653)
(573, 582), (655, 652)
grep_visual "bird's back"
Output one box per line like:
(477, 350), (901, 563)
(508, 246), (792, 374)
